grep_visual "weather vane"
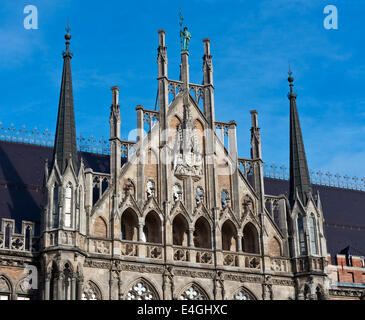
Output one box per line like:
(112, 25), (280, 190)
(66, 17), (71, 34)
(179, 10), (191, 52)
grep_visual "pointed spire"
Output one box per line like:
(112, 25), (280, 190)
(53, 26), (78, 173)
(288, 68), (312, 206)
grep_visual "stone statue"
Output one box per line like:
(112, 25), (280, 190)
(180, 27), (191, 51)
(179, 11), (191, 51)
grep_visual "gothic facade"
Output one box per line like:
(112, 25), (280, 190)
(0, 28), (337, 301)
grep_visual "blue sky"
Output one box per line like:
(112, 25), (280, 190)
(0, 0), (364, 180)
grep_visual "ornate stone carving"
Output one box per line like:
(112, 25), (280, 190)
(93, 240), (110, 254)
(84, 259), (111, 269)
(174, 269), (215, 279)
(120, 264), (164, 274)
(224, 273), (262, 283)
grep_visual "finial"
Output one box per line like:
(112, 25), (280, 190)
(287, 62), (297, 98)
(288, 62), (294, 83)
(63, 19), (73, 58)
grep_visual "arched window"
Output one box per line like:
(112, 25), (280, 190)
(193, 217), (211, 249)
(242, 223), (260, 254)
(309, 216), (318, 255)
(172, 214), (189, 246)
(5, 224), (11, 249)
(144, 211), (161, 243)
(82, 281), (102, 300)
(0, 276), (11, 300)
(297, 216), (307, 255)
(53, 184), (59, 228)
(233, 287), (256, 300)
(121, 209), (138, 241)
(64, 184), (72, 228)
(25, 227), (31, 251)
(179, 283), (208, 300)
(126, 279), (159, 300)
(221, 220), (237, 251)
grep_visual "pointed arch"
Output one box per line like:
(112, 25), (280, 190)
(193, 118), (205, 153)
(173, 213), (189, 246)
(193, 216), (211, 249)
(268, 237), (282, 257)
(124, 277), (160, 300)
(121, 208), (139, 241)
(92, 216), (108, 238)
(168, 115), (182, 145)
(242, 222), (260, 254)
(144, 148), (158, 199)
(82, 280), (102, 300)
(178, 282), (209, 300)
(232, 286), (257, 300)
(144, 211), (162, 243)
(221, 219), (237, 251)
(0, 275), (12, 300)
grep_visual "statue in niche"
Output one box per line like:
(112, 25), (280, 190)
(146, 180), (155, 198)
(173, 106), (203, 181)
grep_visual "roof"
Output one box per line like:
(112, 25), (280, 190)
(264, 177), (365, 256)
(0, 141), (109, 232)
(0, 141), (364, 256)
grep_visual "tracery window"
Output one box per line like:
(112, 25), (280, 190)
(234, 288), (255, 300)
(64, 184), (72, 228)
(126, 280), (158, 300)
(82, 281), (102, 300)
(179, 284), (208, 300)
(297, 216), (307, 255)
(52, 184), (59, 228)
(309, 216), (318, 255)
(0, 276), (11, 300)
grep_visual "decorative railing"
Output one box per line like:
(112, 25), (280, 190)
(293, 256), (327, 273)
(173, 246), (214, 265)
(0, 122), (110, 155)
(1, 122), (364, 191)
(89, 238), (112, 255)
(120, 140), (136, 160)
(146, 244), (163, 260)
(270, 257), (290, 273)
(222, 251), (261, 270)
